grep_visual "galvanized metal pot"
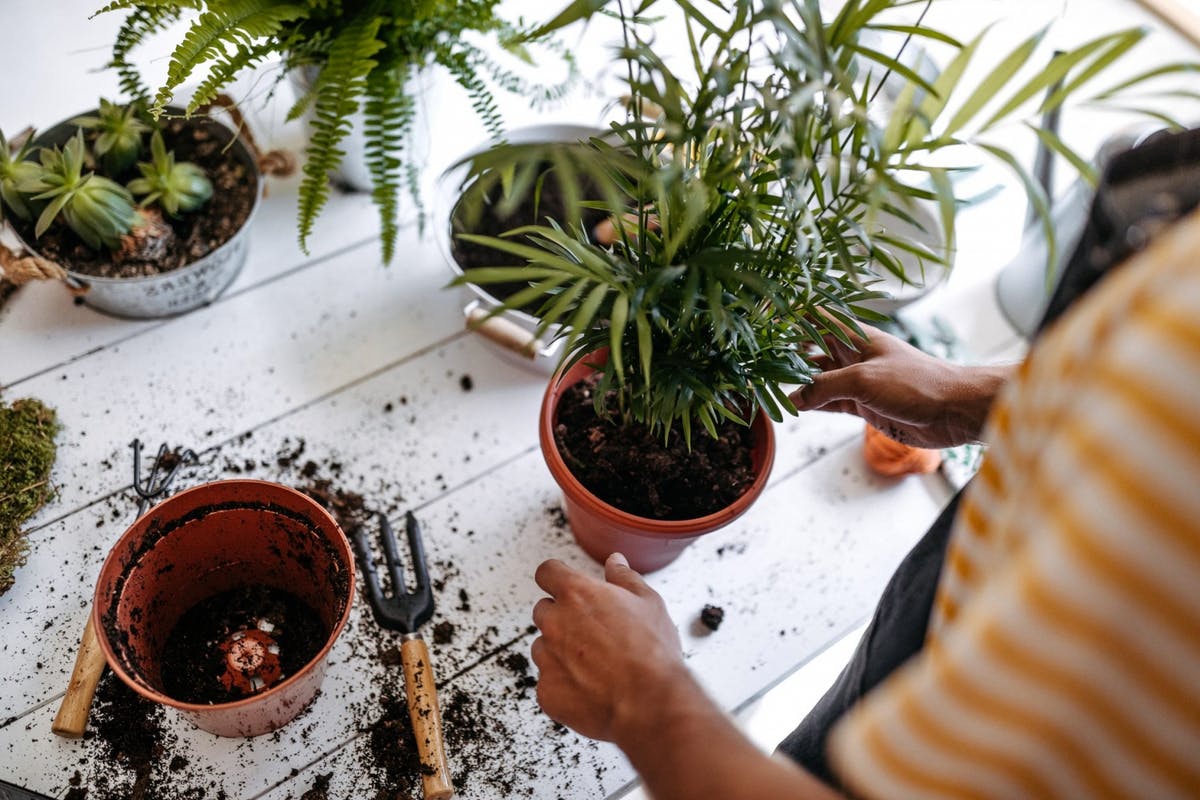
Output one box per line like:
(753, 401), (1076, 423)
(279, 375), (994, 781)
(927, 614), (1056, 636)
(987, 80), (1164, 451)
(11, 108), (261, 319)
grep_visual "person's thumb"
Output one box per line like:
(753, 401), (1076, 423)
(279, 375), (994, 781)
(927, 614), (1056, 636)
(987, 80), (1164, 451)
(790, 365), (862, 411)
(605, 552), (655, 597)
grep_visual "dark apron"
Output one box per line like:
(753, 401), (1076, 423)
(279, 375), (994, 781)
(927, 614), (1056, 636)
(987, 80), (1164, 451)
(776, 126), (1200, 785)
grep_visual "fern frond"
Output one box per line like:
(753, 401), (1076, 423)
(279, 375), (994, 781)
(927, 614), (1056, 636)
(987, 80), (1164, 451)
(106, 4), (193, 104)
(188, 38), (280, 110)
(153, 0), (307, 115)
(362, 64), (415, 264)
(439, 44), (505, 140)
(297, 15), (384, 253)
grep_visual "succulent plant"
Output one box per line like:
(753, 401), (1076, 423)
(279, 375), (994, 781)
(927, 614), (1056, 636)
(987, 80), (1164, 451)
(70, 98), (150, 175)
(128, 130), (213, 216)
(0, 131), (41, 222)
(21, 132), (140, 251)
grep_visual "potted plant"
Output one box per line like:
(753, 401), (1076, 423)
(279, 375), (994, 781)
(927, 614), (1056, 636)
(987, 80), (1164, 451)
(0, 98), (261, 318)
(97, 0), (578, 264)
(453, 0), (1187, 571)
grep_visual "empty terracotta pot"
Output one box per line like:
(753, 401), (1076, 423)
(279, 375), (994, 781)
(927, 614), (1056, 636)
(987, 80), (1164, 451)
(93, 479), (354, 737)
(539, 351), (776, 573)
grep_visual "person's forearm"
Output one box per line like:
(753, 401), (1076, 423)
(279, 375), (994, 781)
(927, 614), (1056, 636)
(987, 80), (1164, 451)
(613, 668), (845, 800)
(946, 363), (1016, 445)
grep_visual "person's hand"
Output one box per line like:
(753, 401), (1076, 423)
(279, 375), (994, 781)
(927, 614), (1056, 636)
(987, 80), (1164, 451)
(531, 554), (690, 743)
(789, 319), (1013, 449)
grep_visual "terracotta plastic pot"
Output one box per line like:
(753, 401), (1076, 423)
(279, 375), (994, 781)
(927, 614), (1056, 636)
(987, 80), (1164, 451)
(539, 352), (776, 573)
(93, 480), (354, 737)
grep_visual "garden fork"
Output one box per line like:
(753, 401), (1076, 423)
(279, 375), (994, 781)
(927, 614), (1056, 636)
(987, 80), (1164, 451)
(52, 439), (195, 738)
(353, 512), (454, 800)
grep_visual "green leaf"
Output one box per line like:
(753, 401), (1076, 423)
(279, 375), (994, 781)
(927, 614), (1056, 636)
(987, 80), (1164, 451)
(522, 0), (609, 40)
(1025, 123), (1097, 185)
(564, 283), (609, 357)
(1091, 61), (1200, 99)
(943, 25), (1050, 137)
(1040, 28), (1147, 115)
(609, 293), (629, 382)
(905, 29), (985, 148)
(979, 142), (1055, 280)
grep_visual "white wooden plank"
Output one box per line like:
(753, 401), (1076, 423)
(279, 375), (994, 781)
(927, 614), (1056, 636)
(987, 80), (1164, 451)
(0, 325), (866, 721)
(1, 435), (939, 799)
(0, 181), (382, 389)
(6, 227), (466, 522)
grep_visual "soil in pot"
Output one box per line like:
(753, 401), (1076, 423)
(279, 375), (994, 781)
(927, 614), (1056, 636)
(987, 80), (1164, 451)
(9, 116), (256, 279)
(159, 584), (327, 704)
(450, 160), (608, 314)
(554, 374), (757, 520)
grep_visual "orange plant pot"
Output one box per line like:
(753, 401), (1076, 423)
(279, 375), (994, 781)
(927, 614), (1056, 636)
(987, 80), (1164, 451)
(539, 352), (776, 573)
(93, 480), (355, 737)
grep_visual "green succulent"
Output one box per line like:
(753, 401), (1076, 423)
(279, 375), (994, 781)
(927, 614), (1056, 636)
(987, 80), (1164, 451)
(21, 131), (140, 251)
(128, 130), (213, 216)
(0, 131), (42, 222)
(70, 98), (150, 175)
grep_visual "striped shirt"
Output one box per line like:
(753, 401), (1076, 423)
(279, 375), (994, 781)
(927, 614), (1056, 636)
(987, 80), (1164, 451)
(828, 209), (1200, 799)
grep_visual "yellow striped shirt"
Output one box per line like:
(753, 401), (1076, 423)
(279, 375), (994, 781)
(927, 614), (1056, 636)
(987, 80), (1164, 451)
(828, 209), (1200, 799)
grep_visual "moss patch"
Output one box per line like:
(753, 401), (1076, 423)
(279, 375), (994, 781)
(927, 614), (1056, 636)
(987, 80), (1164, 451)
(0, 397), (59, 595)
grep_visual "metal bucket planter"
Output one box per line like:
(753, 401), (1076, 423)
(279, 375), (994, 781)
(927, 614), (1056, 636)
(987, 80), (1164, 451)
(92, 480), (355, 737)
(437, 124), (608, 373)
(5, 107), (262, 319)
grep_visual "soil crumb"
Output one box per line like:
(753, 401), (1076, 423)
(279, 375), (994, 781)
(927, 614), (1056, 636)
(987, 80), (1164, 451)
(700, 604), (725, 632)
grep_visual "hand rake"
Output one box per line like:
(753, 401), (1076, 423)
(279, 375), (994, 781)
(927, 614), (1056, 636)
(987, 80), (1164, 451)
(353, 511), (454, 800)
(52, 439), (196, 738)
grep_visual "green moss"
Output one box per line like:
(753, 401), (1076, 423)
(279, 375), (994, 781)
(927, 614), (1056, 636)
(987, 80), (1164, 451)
(0, 397), (59, 595)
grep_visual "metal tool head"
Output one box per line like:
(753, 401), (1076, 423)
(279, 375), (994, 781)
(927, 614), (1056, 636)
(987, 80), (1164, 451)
(352, 511), (434, 634)
(131, 438), (196, 517)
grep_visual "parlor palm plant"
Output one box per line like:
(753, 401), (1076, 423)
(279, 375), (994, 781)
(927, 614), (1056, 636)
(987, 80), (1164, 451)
(96, 0), (578, 263)
(455, 0), (1192, 445)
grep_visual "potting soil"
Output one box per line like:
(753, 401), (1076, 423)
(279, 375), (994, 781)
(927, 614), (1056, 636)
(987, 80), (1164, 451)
(554, 376), (757, 519)
(160, 584), (326, 703)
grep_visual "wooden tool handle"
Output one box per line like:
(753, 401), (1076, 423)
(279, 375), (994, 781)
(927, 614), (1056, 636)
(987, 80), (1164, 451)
(52, 613), (107, 738)
(401, 636), (454, 799)
(1134, 0), (1200, 48)
(465, 306), (542, 360)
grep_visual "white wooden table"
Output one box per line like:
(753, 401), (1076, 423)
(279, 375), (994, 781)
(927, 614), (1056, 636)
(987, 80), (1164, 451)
(1, 2), (1194, 798)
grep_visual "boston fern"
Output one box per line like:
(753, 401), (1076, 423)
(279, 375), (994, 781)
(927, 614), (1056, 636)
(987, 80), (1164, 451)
(95, 0), (576, 263)
(455, 0), (1192, 443)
